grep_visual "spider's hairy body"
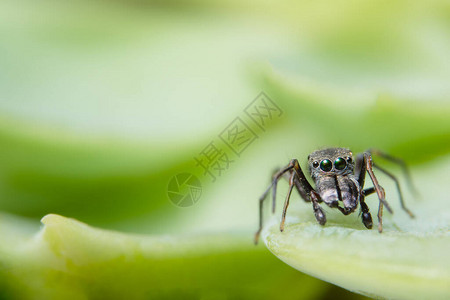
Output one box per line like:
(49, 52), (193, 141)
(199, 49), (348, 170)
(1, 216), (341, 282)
(309, 148), (360, 214)
(254, 147), (415, 244)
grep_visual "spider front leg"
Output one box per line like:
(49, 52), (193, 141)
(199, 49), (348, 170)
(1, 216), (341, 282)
(279, 171), (295, 232)
(368, 148), (419, 198)
(254, 161), (296, 244)
(360, 187), (375, 229)
(254, 159), (325, 245)
(309, 190), (327, 225)
(357, 153), (393, 233)
(279, 170), (326, 231)
(290, 160), (326, 226)
(367, 149), (415, 218)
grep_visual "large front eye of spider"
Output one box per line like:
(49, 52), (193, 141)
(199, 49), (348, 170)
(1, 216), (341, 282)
(320, 159), (332, 172)
(334, 157), (347, 170)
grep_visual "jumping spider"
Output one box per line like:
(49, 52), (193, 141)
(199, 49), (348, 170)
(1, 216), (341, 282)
(254, 148), (415, 244)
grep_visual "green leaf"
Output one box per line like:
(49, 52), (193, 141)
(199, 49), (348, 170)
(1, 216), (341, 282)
(0, 213), (336, 300)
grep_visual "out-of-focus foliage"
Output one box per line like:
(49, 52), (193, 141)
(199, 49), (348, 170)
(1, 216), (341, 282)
(260, 69), (450, 163)
(0, 0), (449, 299)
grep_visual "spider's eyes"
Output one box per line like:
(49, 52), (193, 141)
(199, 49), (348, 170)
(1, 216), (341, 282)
(346, 156), (352, 163)
(312, 161), (319, 168)
(334, 157), (347, 170)
(320, 159), (332, 172)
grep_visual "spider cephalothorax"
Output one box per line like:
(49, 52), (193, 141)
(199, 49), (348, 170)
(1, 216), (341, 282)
(308, 148), (360, 215)
(308, 148), (354, 177)
(254, 148), (415, 244)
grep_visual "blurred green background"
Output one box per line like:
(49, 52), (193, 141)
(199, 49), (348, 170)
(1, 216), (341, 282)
(0, 0), (449, 299)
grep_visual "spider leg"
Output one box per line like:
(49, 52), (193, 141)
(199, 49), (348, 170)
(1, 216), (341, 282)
(357, 153), (393, 233)
(279, 169), (325, 232)
(292, 170), (312, 202)
(254, 159), (323, 245)
(359, 187), (375, 229)
(363, 187), (376, 195)
(367, 148), (419, 197)
(271, 168), (313, 213)
(372, 163), (415, 218)
(290, 160), (326, 226)
(275, 169), (314, 203)
(377, 198), (384, 232)
(255, 160), (300, 244)
(280, 171), (295, 232)
(269, 170), (311, 214)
